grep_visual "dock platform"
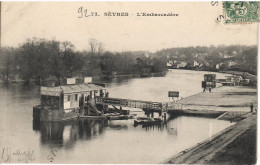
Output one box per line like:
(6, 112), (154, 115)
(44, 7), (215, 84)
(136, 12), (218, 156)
(176, 86), (257, 112)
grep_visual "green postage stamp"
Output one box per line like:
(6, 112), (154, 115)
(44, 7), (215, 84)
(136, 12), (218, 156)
(224, 1), (259, 23)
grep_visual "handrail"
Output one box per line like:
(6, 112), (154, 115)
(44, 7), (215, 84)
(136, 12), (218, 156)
(95, 96), (182, 110)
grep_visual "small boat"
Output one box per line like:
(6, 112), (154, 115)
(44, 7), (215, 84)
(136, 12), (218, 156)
(104, 113), (121, 117)
(134, 117), (163, 126)
(107, 114), (136, 120)
(79, 115), (106, 119)
(140, 73), (151, 77)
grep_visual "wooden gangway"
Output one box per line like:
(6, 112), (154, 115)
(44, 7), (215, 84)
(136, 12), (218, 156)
(95, 96), (182, 111)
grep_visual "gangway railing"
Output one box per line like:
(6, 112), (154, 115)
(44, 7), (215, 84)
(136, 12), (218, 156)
(163, 102), (182, 111)
(95, 96), (182, 111)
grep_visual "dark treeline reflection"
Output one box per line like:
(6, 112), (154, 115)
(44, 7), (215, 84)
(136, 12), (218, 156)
(33, 119), (108, 148)
(33, 119), (134, 148)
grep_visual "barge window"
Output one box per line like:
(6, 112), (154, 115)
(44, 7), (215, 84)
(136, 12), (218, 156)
(64, 95), (71, 102)
(75, 94), (78, 101)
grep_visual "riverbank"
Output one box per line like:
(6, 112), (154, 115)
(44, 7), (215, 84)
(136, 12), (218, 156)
(162, 113), (256, 164)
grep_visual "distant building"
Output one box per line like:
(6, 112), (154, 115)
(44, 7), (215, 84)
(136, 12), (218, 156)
(167, 62), (172, 67)
(225, 75), (242, 85)
(241, 79), (250, 85)
(226, 76), (235, 83)
(168, 61), (174, 65)
(144, 52), (150, 58)
(234, 76), (243, 85)
(192, 53), (208, 58)
(112, 71), (118, 76)
(216, 62), (223, 69)
(194, 60), (199, 67)
(177, 62), (187, 68)
(179, 54), (186, 59)
(167, 61), (174, 67)
(216, 64), (220, 69)
(203, 62), (210, 67)
(228, 61), (237, 67)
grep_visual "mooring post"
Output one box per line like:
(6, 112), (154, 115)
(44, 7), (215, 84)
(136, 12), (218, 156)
(86, 105), (89, 115)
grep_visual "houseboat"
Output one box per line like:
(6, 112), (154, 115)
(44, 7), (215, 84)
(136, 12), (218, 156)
(33, 78), (107, 121)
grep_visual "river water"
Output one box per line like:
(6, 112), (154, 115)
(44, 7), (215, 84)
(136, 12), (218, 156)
(0, 70), (233, 163)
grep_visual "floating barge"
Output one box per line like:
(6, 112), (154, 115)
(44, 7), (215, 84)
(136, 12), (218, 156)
(33, 81), (107, 121)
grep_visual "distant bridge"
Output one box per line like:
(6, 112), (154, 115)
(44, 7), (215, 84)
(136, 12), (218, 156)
(95, 96), (182, 111)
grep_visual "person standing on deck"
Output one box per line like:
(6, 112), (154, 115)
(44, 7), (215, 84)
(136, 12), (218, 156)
(105, 92), (109, 98)
(250, 103), (254, 113)
(209, 87), (211, 93)
(86, 95), (90, 102)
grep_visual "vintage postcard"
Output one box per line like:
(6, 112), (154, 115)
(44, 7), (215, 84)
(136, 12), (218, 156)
(0, 1), (258, 164)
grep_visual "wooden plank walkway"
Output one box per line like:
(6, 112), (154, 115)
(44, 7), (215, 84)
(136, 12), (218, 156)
(95, 96), (182, 110)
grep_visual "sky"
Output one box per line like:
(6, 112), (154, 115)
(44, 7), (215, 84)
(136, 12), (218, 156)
(1, 2), (258, 52)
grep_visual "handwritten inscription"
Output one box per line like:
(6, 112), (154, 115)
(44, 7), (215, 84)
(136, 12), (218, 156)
(1, 147), (35, 163)
(78, 7), (99, 18)
(47, 149), (58, 162)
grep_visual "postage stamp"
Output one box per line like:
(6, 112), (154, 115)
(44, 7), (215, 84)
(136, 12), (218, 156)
(224, 1), (259, 23)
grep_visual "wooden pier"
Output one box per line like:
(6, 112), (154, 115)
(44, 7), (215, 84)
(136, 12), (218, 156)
(95, 96), (182, 117)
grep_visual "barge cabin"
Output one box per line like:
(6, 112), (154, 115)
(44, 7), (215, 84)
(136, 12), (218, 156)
(33, 80), (106, 121)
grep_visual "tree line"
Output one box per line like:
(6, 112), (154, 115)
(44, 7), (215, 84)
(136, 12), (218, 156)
(0, 38), (168, 84)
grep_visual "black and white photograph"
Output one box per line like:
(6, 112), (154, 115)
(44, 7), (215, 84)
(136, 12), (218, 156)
(0, 1), (258, 164)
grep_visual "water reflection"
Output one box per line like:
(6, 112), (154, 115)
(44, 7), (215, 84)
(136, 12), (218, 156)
(141, 124), (166, 131)
(133, 118), (179, 136)
(33, 117), (181, 148)
(33, 119), (108, 148)
(167, 128), (178, 136)
(108, 124), (128, 130)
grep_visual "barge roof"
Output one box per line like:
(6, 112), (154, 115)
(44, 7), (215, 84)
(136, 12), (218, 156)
(41, 83), (105, 96)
